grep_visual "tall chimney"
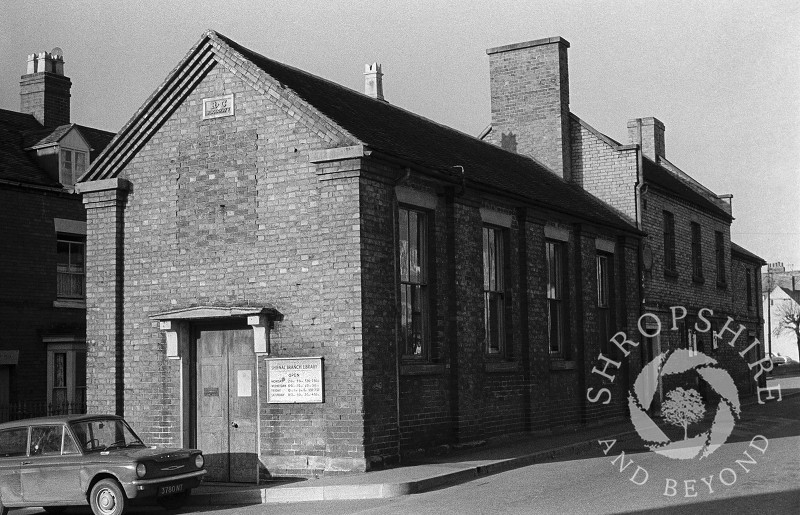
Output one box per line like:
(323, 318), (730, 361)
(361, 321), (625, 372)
(364, 63), (385, 101)
(20, 49), (71, 127)
(486, 37), (572, 180)
(627, 117), (665, 160)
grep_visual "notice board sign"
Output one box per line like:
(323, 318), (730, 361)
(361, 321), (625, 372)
(266, 357), (324, 404)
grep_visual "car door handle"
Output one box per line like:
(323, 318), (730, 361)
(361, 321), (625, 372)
(21, 461), (32, 465)
(231, 422), (239, 428)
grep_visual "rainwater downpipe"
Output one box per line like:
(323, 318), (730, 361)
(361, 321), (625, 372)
(634, 143), (647, 368)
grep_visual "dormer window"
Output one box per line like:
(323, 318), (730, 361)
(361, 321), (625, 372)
(60, 148), (87, 188)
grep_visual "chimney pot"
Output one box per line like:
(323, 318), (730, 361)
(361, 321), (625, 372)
(364, 63), (385, 101)
(20, 48), (71, 127)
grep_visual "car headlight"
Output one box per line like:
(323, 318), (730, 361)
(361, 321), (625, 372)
(136, 463), (147, 478)
(195, 454), (204, 469)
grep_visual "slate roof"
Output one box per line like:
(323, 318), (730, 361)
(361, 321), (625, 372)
(0, 108), (114, 187)
(217, 33), (639, 233)
(642, 156), (732, 222)
(731, 242), (766, 265)
(0, 108), (55, 186)
(777, 286), (800, 305)
(84, 31), (639, 234)
(74, 124), (115, 159)
(23, 124), (74, 149)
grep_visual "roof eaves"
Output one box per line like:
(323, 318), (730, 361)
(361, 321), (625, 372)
(731, 241), (767, 265)
(643, 157), (732, 222)
(368, 147), (640, 235)
(657, 156), (732, 214)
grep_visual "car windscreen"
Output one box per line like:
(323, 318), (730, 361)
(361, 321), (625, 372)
(70, 418), (145, 452)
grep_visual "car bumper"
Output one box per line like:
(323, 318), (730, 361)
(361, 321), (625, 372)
(123, 469), (207, 499)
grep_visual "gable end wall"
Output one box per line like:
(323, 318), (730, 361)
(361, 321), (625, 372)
(85, 62), (367, 476)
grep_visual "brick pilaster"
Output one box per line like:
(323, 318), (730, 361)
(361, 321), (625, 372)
(77, 178), (130, 415)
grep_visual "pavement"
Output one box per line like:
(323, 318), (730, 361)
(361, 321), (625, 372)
(188, 418), (638, 506)
(188, 367), (800, 506)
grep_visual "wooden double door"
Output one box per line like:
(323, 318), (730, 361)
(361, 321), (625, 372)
(195, 324), (258, 483)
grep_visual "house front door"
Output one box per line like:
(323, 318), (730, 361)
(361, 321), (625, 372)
(196, 324), (258, 483)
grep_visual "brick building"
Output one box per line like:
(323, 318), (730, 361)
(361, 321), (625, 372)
(77, 31), (644, 480)
(482, 37), (766, 404)
(0, 50), (113, 419)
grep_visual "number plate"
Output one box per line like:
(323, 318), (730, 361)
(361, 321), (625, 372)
(159, 483), (184, 496)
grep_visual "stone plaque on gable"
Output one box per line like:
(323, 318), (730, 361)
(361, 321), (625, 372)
(266, 357), (324, 403)
(202, 94), (234, 119)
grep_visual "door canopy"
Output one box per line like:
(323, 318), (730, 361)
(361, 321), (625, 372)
(150, 305), (282, 358)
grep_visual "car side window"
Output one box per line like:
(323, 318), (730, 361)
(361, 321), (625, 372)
(63, 429), (80, 455)
(30, 425), (63, 456)
(0, 428), (29, 457)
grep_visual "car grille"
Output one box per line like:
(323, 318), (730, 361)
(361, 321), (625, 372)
(142, 452), (197, 479)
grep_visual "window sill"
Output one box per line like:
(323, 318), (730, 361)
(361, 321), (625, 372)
(664, 269), (679, 279)
(549, 360), (576, 371)
(400, 363), (446, 376)
(54, 299), (86, 309)
(484, 360), (519, 373)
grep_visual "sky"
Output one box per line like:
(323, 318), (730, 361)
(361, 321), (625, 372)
(2, 0), (798, 268)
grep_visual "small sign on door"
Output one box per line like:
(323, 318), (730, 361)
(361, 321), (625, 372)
(237, 370), (252, 397)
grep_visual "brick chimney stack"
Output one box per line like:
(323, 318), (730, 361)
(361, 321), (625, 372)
(486, 37), (572, 180)
(20, 49), (71, 127)
(627, 117), (665, 160)
(364, 63), (385, 101)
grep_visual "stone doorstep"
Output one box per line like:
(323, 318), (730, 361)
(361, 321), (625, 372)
(187, 430), (635, 505)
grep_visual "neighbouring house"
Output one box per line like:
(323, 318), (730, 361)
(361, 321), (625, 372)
(76, 30), (645, 481)
(763, 285), (800, 362)
(0, 50), (113, 421)
(481, 37), (766, 403)
(762, 262), (800, 296)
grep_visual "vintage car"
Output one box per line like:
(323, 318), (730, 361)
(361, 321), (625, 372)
(769, 352), (787, 367)
(0, 414), (206, 515)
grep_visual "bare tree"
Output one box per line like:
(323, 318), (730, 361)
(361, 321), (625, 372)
(662, 387), (706, 441)
(773, 300), (800, 359)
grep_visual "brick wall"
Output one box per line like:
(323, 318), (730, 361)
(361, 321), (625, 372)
(355, 175), (641, 457)
(639, 188), (761, 397)
(570, 116), (639, 224)
(642, 189), (731, 312)
(0, 185), (85, 404)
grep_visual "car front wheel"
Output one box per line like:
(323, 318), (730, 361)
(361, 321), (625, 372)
(0, 494), (9, 515)
(90, 479), (126, 515)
